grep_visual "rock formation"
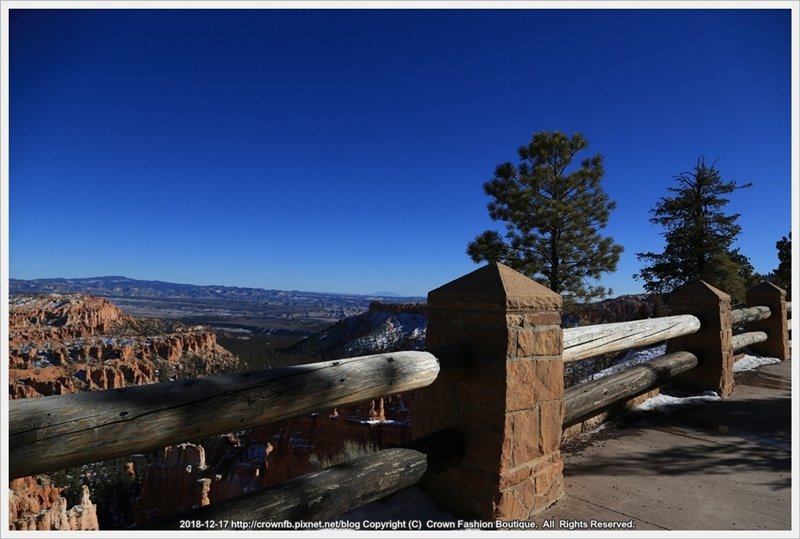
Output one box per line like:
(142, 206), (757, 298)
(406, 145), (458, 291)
(8, 293), (419, 529)
(286, 300), (427, 360)
(129, 393), (415, 525)
(7, 294), (242, 530)
(9, 294), (241, 398)
(8, 476), (99, 531)
(9, 293), (128, 339)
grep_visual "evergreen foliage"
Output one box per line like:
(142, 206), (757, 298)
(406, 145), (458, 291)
(773, 232), (792, 296)
(635, 158), (754, 302)
(467, 131), (623, 304)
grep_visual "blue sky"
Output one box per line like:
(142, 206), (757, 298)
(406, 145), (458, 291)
(5, 5), (795, 297)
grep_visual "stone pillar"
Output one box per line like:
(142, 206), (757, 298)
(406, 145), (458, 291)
(745, 282), (789, 360)
(412, 262), (564, 520)
(667, 281), (734, 397)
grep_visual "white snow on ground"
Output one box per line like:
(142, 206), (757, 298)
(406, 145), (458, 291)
(580, 343), (667, 383)
(733, 354), (781, 372)
(631, 390), (721, 416)
(627, 353), (781, 415)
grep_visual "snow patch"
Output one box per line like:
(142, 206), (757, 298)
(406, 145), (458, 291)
(346, 417), (382, 426)
(631, 390), (721, 416)
(733, 354), (781, 372)
(580, 343), (667, 383)
(213, 326), (252, 334)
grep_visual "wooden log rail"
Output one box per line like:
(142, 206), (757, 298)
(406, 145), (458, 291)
(6, 266), (790, 526)
(730, 306), (769, 354)
(154, 448), (426, 529)
(141, 429), (464, 529)
(732, 331), (768, 353)
(563, 351), (698, 425)
(563, 287), (790, 427)
(9, 351), (442, 479)
(563, 315), (700, 363)
(730, 306), (771, 326)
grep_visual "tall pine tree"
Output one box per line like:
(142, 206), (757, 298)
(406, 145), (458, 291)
(467, 131), (623, 303)
(635, 158), (753, 302)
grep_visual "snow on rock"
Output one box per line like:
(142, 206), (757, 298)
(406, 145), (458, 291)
(286, 301), (427, 361)
(733, 354), (781, 372)
(578, 343), (668, 384)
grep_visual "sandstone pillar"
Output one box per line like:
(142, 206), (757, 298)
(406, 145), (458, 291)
(412, 262), (564, 519)
(745, 282), (789, 360)
(667, 281), (734, 397)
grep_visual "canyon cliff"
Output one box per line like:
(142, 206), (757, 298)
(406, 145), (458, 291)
(8, 476), (99, 531)
(8, 293), (418, 529)
(9, 294), (241, 398)
(7, 294), (242, 530)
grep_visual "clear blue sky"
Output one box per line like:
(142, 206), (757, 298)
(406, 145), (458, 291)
(6, 5), (795, 297)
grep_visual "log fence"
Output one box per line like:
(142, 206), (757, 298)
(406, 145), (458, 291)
(7, 263), (792, 526)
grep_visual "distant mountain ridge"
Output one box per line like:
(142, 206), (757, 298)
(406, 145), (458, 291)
(285, 301), (428, 361)
(10, 276), (423, 303)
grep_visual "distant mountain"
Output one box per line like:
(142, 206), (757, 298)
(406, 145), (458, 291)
(9, 275), (400, 301)
(9, 276), (427, 330)
(10, 276), (420, 303)
(285, 301), (428, 361)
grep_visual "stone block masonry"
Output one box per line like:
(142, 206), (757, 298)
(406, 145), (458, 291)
(412, 262), (564, 520)
(745, 282), (789, 360)
(667, 281), (734, 397)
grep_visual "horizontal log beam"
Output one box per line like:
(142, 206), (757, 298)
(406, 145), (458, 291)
(563, 315), (700, 363)
(9, 351), (439, 478)
(144, 448), (427, 529)
(563, 351), (698, 425)
(730, 306), (771, 325)
(731, 331), (768, 353)
(141, 429), (464, 529)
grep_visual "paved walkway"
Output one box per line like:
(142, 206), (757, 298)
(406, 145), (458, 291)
(537, 359), (793, 531)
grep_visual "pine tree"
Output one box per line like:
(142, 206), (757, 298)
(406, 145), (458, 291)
(635, 158), (753, 302)
(467, 131), (623, 303)
(772, 232), (791, 295)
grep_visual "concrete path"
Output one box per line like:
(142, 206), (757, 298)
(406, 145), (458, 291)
(536, 359), (793, 531)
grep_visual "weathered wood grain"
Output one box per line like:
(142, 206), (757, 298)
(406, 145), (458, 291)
(563, 315), (701, 363)
(731, 331), (768, 353)
(141, 428), (464, 529)
(142, 448), (428, 529)
(9, 351), (439, 478)
(563, 351), (698, 425)
(730, 306), (771, 326)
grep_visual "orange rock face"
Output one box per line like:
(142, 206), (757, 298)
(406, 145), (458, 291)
(7, 294), (242, 530)
(8, 476), (99, 531)
(9, 294), (241, 398)
(130, 394), (415, 525)
(9, 294), (131, 341)
(8, 293), (417, 529)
